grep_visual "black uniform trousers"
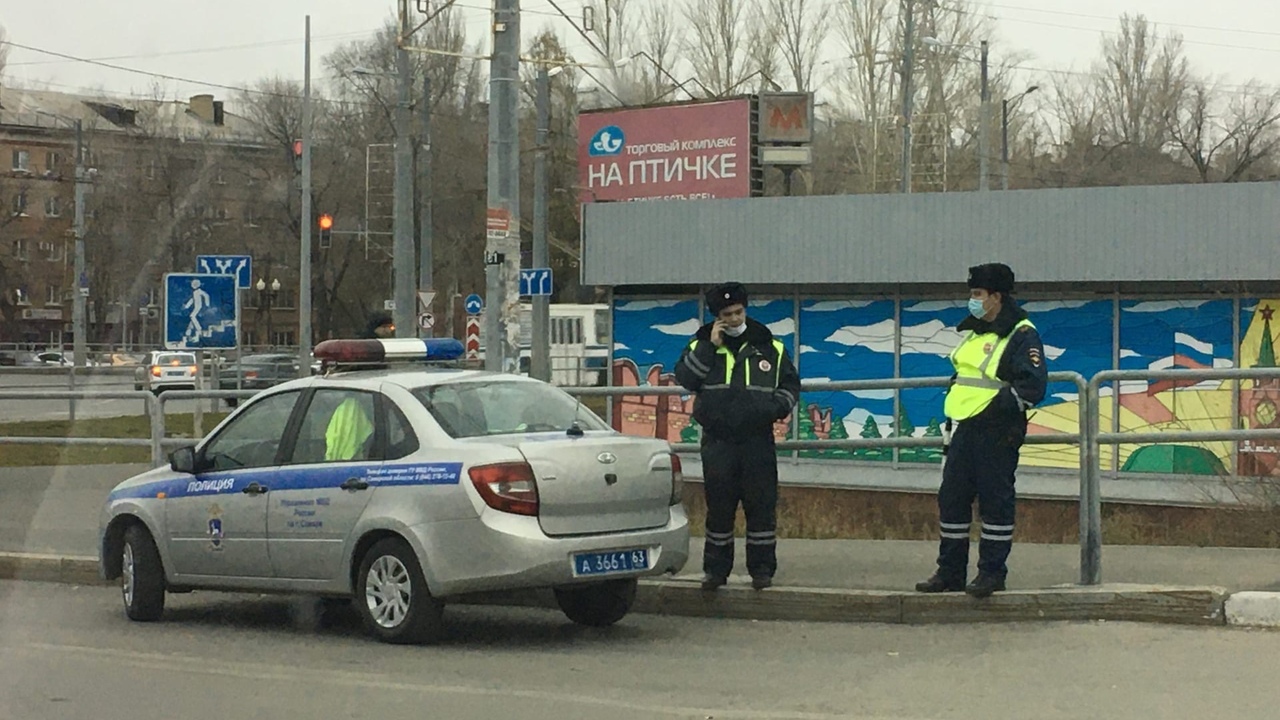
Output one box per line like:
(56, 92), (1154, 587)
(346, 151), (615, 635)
(935, 420), (1020, 582)
(701, 435), (779, 580)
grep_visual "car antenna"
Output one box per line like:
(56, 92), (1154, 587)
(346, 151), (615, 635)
(566, 393), (585, 437)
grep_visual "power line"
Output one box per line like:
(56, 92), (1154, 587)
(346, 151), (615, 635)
(958, 5), (1280, 56)
(972, 1), (1280, 40)
(5, 30), (382, 68)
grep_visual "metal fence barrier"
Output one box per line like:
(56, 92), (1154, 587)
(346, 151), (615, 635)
(5, 368), (1280, 586)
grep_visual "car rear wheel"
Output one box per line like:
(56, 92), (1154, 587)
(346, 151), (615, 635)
(554, 578), (638, 627)
(122, 525), (166, 622)
(355, 538), (443, 644)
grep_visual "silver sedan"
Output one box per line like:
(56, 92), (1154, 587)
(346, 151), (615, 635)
(99, 338), (690, 643)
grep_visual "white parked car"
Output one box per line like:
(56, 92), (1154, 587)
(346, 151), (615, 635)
(100, 337), (689, 644)
(133, 351), (200, 393)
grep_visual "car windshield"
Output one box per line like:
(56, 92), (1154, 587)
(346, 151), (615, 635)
(411, 379), (609, 439)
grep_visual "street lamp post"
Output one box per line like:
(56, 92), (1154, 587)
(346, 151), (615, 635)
(1001, 85), (1040, 191)
(256, 278), (281, 348)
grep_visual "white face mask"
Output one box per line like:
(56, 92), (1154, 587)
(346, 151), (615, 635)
(724, 322), (747, 337)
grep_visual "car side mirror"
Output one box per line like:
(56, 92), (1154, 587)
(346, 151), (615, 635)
(170, 446), (199, 474)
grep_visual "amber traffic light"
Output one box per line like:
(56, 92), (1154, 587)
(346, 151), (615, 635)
(318, 214), (334, 230)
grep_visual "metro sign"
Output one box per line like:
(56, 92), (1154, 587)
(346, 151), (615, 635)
(758, 93), (814, 143)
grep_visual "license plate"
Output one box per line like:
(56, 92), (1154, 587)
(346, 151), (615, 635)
(572, 548), (649, 577)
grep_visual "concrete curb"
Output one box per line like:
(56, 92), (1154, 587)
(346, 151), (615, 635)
(0, 552), (1229, 626)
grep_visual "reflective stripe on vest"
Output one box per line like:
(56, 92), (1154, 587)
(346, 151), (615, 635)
(689, 339), (787, 388)
(944, 318), (1035, 421)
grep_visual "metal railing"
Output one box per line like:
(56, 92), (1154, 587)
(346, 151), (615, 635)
(5, 368), (1280, 587)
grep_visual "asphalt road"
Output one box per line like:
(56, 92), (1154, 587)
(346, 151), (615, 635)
(0, 372), (224, 421)
(1, 580), (1278, 720)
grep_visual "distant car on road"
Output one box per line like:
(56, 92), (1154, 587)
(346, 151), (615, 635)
(133, 351), (200, 393)
(99, 337), (689, 644)
(217, 353), (301, 406)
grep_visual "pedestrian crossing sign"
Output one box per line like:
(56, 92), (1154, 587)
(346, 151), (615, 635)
(164, 273), (239, 350)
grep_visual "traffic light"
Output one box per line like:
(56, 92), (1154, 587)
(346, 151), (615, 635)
(318, 213), (333, 248)
(292, 139), (303, 174)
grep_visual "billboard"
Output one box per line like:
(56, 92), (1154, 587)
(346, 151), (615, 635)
(577, 99), (755, 204)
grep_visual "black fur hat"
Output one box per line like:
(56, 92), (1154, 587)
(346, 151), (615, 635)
(705, 282), (748, 314)
(967, 263), (1015, 294)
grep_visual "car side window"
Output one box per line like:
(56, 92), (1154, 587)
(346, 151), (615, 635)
(201, 391), (300, 471)
(382, 401), (419, 460)
(287, 389), (378, 465)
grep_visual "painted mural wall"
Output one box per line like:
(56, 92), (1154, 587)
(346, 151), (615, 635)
(611, 295), (1280, 477)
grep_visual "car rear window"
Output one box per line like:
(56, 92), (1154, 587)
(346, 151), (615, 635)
(156, 353), (197, 365)
(411, 379), (609, 438)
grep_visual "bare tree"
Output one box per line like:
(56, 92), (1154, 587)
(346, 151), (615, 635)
(773, 0), (829, 92)
(1095, 13), (1188, 149)
(681, 0), (772, 96)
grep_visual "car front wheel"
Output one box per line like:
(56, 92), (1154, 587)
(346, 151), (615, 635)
(554, 578), (638, 627)
(355, 538), (443, 644)
(121, 525), (166, 621)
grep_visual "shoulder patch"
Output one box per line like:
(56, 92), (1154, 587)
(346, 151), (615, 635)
(1018, 325), (1033, 333)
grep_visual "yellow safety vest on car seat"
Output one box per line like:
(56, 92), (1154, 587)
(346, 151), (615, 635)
(943, 319), (1035, 421)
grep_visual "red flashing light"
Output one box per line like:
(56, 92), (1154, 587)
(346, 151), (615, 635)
(469, 462), (539, 516)
(292, 139), (303, 158)
(318, 213), (334, 230)
(313, 339), (387, 365)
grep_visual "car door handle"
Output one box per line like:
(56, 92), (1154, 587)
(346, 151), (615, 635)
(340, 478), (369, 492)
(241, 482), (269, 495)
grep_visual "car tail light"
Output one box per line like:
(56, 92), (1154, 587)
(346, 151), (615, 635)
(150, 366), (162, 377)
(469, 462), (539, 516)
(669, 453), (684, 505)
(188, 366), (198, 376)
(245, 370), (259, 379)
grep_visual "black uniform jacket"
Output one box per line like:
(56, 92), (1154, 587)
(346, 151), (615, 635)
(674, 318), (801, 442)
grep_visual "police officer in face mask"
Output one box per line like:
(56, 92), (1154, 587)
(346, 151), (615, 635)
(916, 263), (1048, 598)
(675, 283), (801, 591)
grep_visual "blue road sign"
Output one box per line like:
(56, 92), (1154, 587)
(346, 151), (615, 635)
(164, 273), (238, 350)
(464, 293), (484, 315)
(519, 268), (553, 297)
(196, 254), (253, 289)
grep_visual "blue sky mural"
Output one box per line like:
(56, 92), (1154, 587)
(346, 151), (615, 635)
(613, 298), (700, 374)
(797, 300), (896, 434)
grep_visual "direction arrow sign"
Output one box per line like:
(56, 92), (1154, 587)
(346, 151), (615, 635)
(196, 255), (253, 289)
(519, 268), (553, 297)
(417, 312), (435, 330)
(464, 293), (484, 315)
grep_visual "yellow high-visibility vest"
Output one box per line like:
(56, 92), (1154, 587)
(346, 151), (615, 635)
(688, 338), (787, 388)
(944, 319), (1035, 421)
(325, 397), (374, 461)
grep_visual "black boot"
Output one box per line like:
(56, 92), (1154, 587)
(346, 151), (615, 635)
(751, 575), (773, 590)
(965, 573), (1006, 599)
(700, 574), (727, 592)
(914, 573), (966, 593)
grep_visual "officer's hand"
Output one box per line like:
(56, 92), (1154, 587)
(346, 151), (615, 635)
(710, 319), (727, 347)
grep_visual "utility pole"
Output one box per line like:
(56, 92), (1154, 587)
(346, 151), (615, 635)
(899, 0), (916, 194)
(978, 39), (990, 192)
(1001, 98), (1011, 191)
(486, 0), (521, 372)
(392, 6), (417, 338)
(299, 15), (314, 376)
(417, 74), (434, 337)
(72, 120), (87, 366)
(531, 67), (552, 382)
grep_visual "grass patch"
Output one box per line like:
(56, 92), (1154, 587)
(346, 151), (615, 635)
(0, 412), (230, 467)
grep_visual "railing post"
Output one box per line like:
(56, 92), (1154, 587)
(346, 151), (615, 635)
(67, 364), (77, 424)
(1081, 375), (1103, 585)
(149, 392), (166, 468)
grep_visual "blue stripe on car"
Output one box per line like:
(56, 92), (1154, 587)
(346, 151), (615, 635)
(107, 462), (464, 501)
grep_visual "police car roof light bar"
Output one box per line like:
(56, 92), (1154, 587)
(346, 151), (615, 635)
(313, 338), (466, 367)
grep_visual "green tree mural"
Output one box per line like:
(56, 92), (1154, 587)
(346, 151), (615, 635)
(680, 418), (700, 444)
(829, 416), (850, 440)
(797, 399), (816, 440)
(924, 417), (943, 437)
(860, 416), (882, 439)
(893, 406), (916, 438)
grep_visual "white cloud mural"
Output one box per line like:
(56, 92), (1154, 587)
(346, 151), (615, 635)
(653, 319), (702, 336)
(804, 300), (881, 312)
(1125, 300), (1212, 313)
(616, 300), (688, 312)
(767, 318), (796, 336)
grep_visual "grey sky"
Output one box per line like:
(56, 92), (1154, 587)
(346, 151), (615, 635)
(3, 0), (1279, 105)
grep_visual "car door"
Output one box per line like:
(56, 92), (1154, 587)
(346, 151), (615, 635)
(266, 388), (396, 581)
(165, 390), (303, 579)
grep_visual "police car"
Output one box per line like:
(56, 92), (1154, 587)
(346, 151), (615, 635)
(99, 337), (690, 644)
